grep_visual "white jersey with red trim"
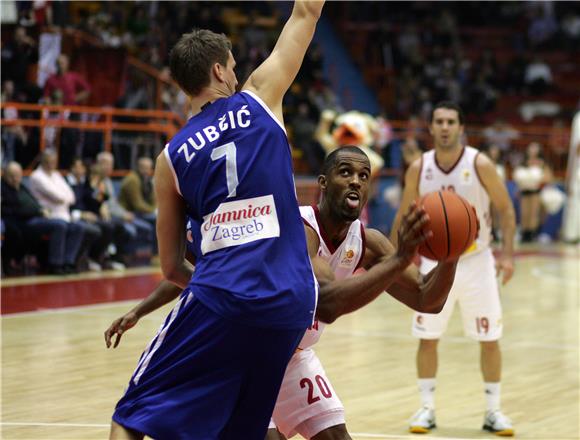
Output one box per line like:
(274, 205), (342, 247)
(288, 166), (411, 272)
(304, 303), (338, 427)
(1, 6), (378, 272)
(298, 205), (365, 349)
(418, 146), (491, 256)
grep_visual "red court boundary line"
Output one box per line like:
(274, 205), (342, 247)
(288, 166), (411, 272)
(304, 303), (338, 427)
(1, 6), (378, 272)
(1, 272), (163, 315)
(1, 248), (575, 315)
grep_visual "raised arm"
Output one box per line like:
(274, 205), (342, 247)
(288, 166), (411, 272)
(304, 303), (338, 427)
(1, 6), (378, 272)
(243, 1), (324, 122)
(476, 153), (516, 284)
(155, 152), (194, 288)
(390, 158), (421, 245)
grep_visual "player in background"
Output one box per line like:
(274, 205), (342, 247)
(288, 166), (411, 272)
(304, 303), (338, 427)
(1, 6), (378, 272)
(391, 101), (516, 436)
(106, 146), (459, 440)
(109, 2), (327, 438)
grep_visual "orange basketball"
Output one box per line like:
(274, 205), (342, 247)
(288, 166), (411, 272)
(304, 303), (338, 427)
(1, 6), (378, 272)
(417, 190), (479, 261)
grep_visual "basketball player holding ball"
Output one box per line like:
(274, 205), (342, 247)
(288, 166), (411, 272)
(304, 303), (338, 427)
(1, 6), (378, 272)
(391, 101), (516, 436)
(106, 146), (461, 440)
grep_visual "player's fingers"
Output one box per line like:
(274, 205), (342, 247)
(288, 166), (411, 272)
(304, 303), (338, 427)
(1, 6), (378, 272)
(104, 325), (116, 348)
(502, 266), (514, 285)
(113, 333), (122, 349)
(407, 213), (430, 239)
(402, 208), (425, 236)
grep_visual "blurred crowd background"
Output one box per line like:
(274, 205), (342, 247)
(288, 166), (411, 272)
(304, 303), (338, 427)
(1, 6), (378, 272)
(1, 1), (579, 276)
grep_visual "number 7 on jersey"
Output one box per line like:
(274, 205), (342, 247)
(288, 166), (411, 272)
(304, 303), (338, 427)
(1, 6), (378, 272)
(211, 141), (239, 198)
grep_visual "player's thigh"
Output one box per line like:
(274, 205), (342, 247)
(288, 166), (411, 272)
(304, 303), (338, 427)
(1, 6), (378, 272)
(458, 251), (503, 341)
(273, 349), (344, 439)
(220, 326), (305, 440)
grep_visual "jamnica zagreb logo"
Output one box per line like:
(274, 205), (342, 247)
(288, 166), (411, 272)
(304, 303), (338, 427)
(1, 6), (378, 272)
(200, 195), (280, 255)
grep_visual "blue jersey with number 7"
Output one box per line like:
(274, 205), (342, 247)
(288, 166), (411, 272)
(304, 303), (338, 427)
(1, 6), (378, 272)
(164, 90), (317, 330)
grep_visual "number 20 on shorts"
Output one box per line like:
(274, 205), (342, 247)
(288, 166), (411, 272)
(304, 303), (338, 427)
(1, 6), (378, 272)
(300, 375), (333, 405)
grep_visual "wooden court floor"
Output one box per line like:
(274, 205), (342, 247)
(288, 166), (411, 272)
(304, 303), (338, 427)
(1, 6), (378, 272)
(1, 244), (579, 440)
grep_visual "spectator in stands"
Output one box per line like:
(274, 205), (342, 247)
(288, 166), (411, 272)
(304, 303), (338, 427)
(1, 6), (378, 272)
(527, 6), (558, 49)
(66, 158), (115, 271)
(44, 54), (91, 106)
(118, 156), (157, 250)
(561, 11), (580, 51)
(1, 161), (83, 274)
(513, 142), (552, 242)
(482, 118), (520, 153)
(290, 102), (324, 174)
(1, 80), (28, 167)
(43, 54), (91, 168)
(0, 26), (39, 99)
(524, 56), (553, 96)
(96, 151), (154, 264)
(487, 144), (507, 182)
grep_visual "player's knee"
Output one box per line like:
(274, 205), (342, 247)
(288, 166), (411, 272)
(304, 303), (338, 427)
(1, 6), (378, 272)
(419, 338), (439, 351)
(480, 340), (500, 352)
(311, 424), (351, 440)
(265, 428), (286, 440)
(109, 420), (144, 440)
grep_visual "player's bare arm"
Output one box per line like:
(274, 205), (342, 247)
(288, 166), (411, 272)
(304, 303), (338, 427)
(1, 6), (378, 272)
(104, 252), (197, 348)
(243, 0), (325, 122)
(362, 228), (457, 314)
(104, 280), (182, 349)
(155, 153), (194, 288)
(476, 153), (516, 284)
(316, 203), (429, 324)
(390, 158), (421, 246)
(305, 224), (336, 286)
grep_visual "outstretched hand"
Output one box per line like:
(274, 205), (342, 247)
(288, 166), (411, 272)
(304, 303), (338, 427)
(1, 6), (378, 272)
(396, 202), (431, 263)
(104, 311), (139, 348)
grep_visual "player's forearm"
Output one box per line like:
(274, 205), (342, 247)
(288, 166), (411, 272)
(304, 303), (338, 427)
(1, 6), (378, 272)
(418, 260), (458, 313)
(499, 207), (516, 257)
(293, 0), (324, 20)
(131, 280), (182, 319)
(316, 255), (409, 323)
(390, 213), (403, 246)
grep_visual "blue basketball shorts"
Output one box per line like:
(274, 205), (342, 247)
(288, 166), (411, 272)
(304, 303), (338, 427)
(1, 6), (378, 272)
(113, 289), (306, 440)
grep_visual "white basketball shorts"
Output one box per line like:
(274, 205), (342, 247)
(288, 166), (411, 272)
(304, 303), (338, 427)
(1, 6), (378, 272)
(412, 248), (503, 341)
(270, 348), (345, 439)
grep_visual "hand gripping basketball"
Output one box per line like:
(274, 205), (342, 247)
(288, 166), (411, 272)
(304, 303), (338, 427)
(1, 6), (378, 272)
(396, 202), (431, 263)
(416, 190), (479, 261)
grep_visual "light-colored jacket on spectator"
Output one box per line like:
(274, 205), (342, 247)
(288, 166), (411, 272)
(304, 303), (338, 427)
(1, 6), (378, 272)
(29, 166), (76, 221)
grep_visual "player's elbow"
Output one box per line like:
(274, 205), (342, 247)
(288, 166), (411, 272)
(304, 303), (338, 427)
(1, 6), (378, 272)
(422, 302), (444, 314)
(315, 291), (341, 324)
(294, 0), (323, 21)
(161, 261), (181, 285)
(316, 304), (338, 324)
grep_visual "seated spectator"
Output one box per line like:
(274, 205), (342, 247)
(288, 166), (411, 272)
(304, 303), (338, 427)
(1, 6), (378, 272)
(482, 118), (520, 164)
(96, 151), (154, 264)
(524, 56), (552, 96)
(118, 157), (157, 248)
(513, 142), (552, 242)
(66, 158), (115, 271)
(1, 161), (84, 274)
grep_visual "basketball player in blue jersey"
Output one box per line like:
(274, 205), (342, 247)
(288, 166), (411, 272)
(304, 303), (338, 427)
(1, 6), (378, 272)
(109, 2), (329, 438)
(107, 147), (460, 440)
